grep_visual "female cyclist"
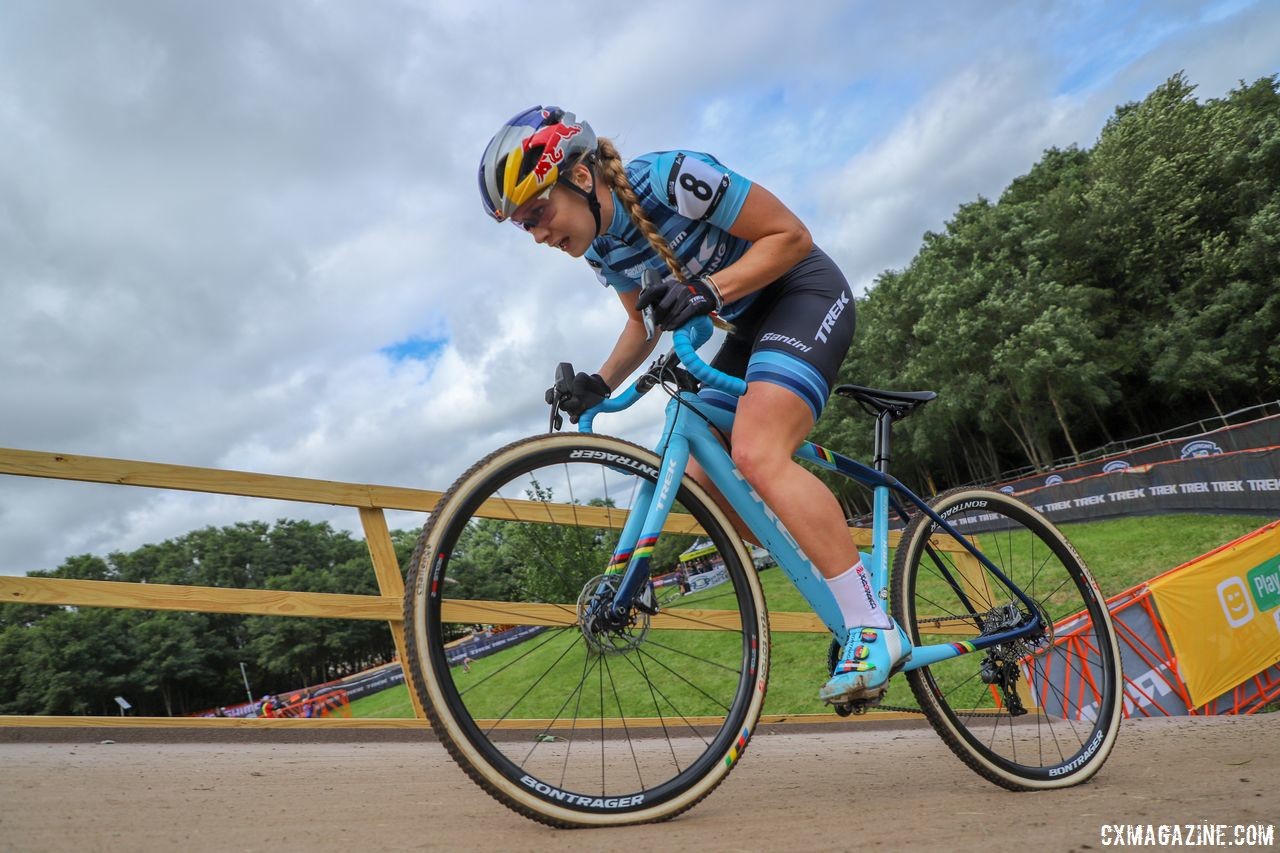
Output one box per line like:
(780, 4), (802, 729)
(478, 105), (910, 707)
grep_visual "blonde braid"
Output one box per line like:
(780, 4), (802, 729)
(596, 138), (687, 283)
(595, 138), (734, 332)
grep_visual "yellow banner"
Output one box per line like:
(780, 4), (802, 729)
(1148, 521), (1280, 707)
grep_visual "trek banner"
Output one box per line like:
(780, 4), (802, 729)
(1147, 521), (1280, 707)
(1002, 447), (1280, 527)
(999, 414), (1280, 493)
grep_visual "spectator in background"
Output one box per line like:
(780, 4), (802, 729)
(259, 695), (275, 718)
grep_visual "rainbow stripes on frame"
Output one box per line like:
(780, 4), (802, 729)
(606, 535), (659, 575)
(801, 441), (870, 479)
(606, 549), (630, 574)
(811, 443), (837, 465)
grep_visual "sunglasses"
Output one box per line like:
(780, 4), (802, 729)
(511, 190), (553, 232)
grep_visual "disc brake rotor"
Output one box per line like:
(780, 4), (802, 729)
(576, 573), (652, 656)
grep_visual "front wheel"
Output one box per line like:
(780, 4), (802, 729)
(892, 487), (1122, 790)
(403, 433), (771, 827)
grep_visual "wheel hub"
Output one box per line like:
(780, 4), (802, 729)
(576, 574), (651, 656)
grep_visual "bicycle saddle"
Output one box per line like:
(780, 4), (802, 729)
(834, 383), (937, 420)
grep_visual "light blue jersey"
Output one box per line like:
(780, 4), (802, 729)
(585, 150), (759, 321)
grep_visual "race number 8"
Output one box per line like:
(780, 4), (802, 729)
(680, 173), (713, 201)
(667, 153), (728, 221)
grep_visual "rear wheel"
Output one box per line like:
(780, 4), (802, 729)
(892, 487), (1122, 790)
(403, 433), (770, 827)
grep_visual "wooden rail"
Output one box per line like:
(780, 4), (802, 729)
(0, 447), (978, 728)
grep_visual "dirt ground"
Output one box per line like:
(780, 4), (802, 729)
(1, 715), (1277, 853)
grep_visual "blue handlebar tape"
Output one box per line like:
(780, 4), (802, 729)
(674, 320), (747, 396)
(578, 316), (745, 433)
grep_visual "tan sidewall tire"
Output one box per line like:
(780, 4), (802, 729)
(895, 487), (1123, 790)
(403, 433), (771, 827)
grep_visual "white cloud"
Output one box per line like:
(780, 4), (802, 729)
(819, 59), (1076, 292)
(1, 0), (1278, 575)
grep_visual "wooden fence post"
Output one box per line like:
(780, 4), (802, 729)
(358, 508), (426, 720)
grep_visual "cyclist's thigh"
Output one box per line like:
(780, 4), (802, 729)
(734, 381), (817, 460)
(709, 246), (856, 424)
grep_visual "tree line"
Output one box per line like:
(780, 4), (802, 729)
(0, 520), (415, 716)
(0, 509), (694, 717)
(811, 73), (1280, 506)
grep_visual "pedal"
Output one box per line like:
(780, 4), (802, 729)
(825, 684), (887, 715)
(833, 699), (874, 717)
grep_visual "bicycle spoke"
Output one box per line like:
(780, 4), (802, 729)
(635, 646), (735, 714)
(457, 627), (577, 698)
(601, 652), (646, 792)
(406, 435), (767, 821)
(482, 630), (586, 736)
(897, 488), (1120, 788)
(618, 647), (714, 746)
(516, 644), (594, 772)
(641, 637), (744, 675)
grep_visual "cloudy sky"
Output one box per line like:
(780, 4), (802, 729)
(2, 1), (1278, 577)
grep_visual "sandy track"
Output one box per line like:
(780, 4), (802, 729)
(2, 716), (1277, 852)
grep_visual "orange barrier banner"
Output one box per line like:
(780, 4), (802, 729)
(1148, 521), (1280, 707)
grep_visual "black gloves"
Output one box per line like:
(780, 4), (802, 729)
(552, 371), (611, 420)
(635, 276), (721, 331)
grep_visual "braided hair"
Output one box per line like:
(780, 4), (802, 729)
(594, 138), (688, 284)
(593, 139), (734, 332)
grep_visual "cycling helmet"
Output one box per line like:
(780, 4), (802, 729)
(478, 105), (599, 223)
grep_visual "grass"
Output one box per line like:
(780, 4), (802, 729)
(353, 513), (1275, 719)
(1057, 514), (1269, 591)
(347, 683), (415, 718)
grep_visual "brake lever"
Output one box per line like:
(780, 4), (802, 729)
(546, 392), (564, 432)
(639, 269), (661, 342)
(546, 362), (576, 432)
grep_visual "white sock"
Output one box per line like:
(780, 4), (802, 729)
(826, 559), (893, 630)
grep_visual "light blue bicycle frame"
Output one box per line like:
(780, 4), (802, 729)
(576, 318), (1043, 672)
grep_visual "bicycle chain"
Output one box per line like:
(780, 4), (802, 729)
(868, 702), (1008, 717)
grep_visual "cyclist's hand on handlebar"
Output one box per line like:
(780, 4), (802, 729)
(635, 277), (720, 331)
(554, 371), (611, 422)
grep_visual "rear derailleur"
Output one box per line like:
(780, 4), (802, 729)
(978, 602), (1037, 717)
(980, 655), (1027, 716)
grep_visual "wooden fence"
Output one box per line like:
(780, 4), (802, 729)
(0, 447), (978, 729)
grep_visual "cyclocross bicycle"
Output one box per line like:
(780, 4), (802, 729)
(403, 312), (1123, 829)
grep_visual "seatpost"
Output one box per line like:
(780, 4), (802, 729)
(873, 411), (893, 474)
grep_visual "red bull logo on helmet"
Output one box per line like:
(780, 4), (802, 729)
(528, 123), (582, 181)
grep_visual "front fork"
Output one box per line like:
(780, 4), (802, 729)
(600, 433), (691, 624)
